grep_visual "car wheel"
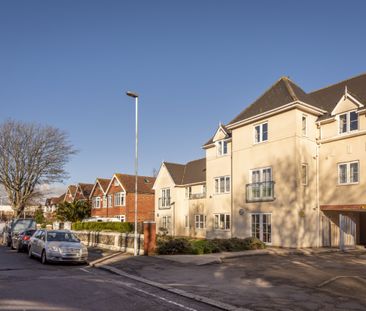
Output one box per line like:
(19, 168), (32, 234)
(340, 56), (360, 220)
(41, 250), (47, 265)
(28, 247), (33, 258)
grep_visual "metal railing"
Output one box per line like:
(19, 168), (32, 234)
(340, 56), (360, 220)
(158, 197), (171, 209)
(189, 193), (206, 200)
(246, 181), (275, 202)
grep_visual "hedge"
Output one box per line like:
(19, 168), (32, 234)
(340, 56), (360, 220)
(156, 237), (265, 255)
(72, 221), (133, 233)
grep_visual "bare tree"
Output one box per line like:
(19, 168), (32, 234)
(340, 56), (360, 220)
(0, 120), (76, 216)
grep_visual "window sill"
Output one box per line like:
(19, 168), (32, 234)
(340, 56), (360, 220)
(337, 182), (359, 186)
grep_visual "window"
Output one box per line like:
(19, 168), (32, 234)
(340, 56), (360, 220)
(161, 216), (171, 229)
(214, 214), (231, 230)
(254, 122), (268, 143)
(102, 195), (107, 208)
(248, 167), (273, 201)
(115, 215), (125, 222)
(217, 140), (228, 156)
(251, 213), (271, 244)
(107, 195), (112, 208)
(214, 176), (231, 194)
(302, 115), (307, 136)
(301, 164), (308, 185)
(92, 197), (100, 208)
(161, 188), (171, 207)
(114, 192), (125, 206)
(195, 214), (206, 229)
(185, 215), (189, 228)
(339, 111), (358, 134)
(338, 161), (359, 185)
(185, 187), (192, 199)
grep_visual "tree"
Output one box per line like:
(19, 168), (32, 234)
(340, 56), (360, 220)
(34, 206), (45, 224)
(56, 200), (91, 222)
(0, 120), (76, 216)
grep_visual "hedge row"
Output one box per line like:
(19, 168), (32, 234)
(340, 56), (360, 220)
(157, 237), (265, 255)
(72, 221), (133, 233)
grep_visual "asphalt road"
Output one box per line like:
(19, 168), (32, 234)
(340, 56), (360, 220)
(0, 246), (221, 311)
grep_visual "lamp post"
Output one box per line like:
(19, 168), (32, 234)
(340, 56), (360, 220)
(126, 91), (139, 256)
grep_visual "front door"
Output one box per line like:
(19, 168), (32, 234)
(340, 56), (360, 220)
(251, 213), (272, 244)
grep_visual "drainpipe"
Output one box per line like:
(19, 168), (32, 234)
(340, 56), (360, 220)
(231, 138), (234, 239)
(316, 139), (321, 248)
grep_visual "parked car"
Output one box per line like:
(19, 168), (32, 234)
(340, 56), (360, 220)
(5, 218), (36, 248)
(28, 229), (88, 264)
(11, 229), (36, 252)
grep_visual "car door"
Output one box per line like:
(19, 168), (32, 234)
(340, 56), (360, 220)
(33, 230), (43, 256)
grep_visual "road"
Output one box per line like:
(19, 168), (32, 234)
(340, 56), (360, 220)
(0, 246), (221, 311)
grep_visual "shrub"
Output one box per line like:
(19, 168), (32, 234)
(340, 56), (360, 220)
(156, 237), (265, 255)
(156, 237), (191, 255)
(72, 222), (133, 233)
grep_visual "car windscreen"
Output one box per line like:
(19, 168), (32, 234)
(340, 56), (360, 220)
(12, 220), (36, 232)
(24, 229), (36, 236)
(47, 232), (79, 242)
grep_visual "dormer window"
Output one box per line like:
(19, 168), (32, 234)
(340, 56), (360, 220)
(339, 111), (358, 134)
(217, 140), (228, 156)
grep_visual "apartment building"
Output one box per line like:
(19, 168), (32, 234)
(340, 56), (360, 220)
(154, 73), (366, 248)
(90, 174), (156, 222)
(153, 158), (207, 237)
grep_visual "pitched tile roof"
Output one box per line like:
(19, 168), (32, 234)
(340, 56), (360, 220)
(164, 158), (206, 185)
(309, 73), (366, 120)
(68, 185), (77, 196)
(219, 73), (366, 128)
(78, 183), (94, 197)
(228, 77), (313, 125)
(97, 178), (111, 193)
(45, 193), (66, 206)
(114, 174), (156, 194)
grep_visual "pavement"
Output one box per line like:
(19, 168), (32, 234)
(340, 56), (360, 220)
(89, 247), (366, 311)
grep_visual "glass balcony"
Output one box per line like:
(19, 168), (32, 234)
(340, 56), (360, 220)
(246, 181), (275, 202)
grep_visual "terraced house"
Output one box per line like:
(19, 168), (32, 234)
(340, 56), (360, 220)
(90, 174), (156, 222)
(154, 73), (366, 248)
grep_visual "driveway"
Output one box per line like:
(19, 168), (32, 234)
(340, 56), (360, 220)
(103, 250), (366, 310)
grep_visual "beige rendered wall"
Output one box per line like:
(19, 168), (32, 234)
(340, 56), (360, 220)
(231, 109), (319, 247)
(205, 141), (232, 239)
(319, 130), (366, 206)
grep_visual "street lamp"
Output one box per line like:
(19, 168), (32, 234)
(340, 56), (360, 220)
(126, 91), (139, 256)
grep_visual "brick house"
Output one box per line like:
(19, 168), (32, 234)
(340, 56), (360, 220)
(91, 174), (156, 222)
(89, 178), (111, 218)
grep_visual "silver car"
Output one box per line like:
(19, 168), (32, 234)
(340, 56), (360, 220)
(28, 229), (88, 264)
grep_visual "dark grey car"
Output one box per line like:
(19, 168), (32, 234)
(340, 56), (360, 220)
(12, 229), (36, 252)
(28, 230), (88, 264)
(5, 219), (36, 248)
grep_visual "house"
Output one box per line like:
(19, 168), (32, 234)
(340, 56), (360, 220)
(74, 183), (94, 201)
(153, 158), (207, 237)
(64, 185), (77, 203)
(89, 178), (111, 217)
(44, 193), (66, 216)
(91, 174), (156, 222)
(155, 73), (366, 248)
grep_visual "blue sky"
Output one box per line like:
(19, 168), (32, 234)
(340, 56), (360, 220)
(1, 0), (366, 190)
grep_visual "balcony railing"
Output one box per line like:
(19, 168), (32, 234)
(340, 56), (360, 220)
(189, 193), (206, 200)
(246, 181), (275, 202)
(158, 197), (171, 209)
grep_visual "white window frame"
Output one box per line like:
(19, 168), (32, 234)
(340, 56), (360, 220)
(250, 167), (272, 183)
(161, 215), (171, 229)
(214, 214), (231, 231)
(338, 161), (359, 185)
(338, 111), (358, 134)
(102, 195), (107, 208)
(217, 140), (228, 156)
(114, 192), (126, 206)
(214, 176), (231, 194)
(107, 195), (112, 208)
(195, 214), (206, 229)
(161, 188), (171, 208)
(301, 163), (308, 186)
(185, 215), (189, 228)
(92, 197), (101, 209)
(251, 213), (272, 245)
(302, 114), (307, 137)
(254, 122), (268, 144)
(115, 215), (125, 222)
